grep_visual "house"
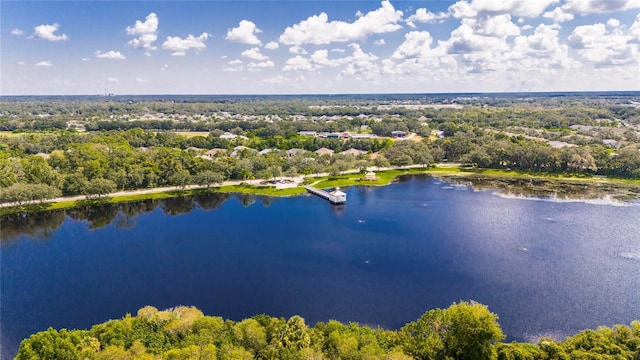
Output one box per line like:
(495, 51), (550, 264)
(259, 148), (276, 155)
(231, 146), (256, 157)
(391, 131), (407, 138)
(315, 147), (334, 156)
(287, 148), (306, 157)
(220, 132), (237, 140)
(298, 131), (317, 137)
(340, 148), (367, 156)
(202, 148), (227, 159)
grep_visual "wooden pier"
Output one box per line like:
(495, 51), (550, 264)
(305, 186), (346, 204)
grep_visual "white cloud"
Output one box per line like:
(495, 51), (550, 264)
(223, 60), (244, 72)
(449, 0), (558, 18)
(374, 39), (386, 45)
(465, 14), (521, 37)
(562, 0), (640, 15)
(17, 61), (25, 65)
(543, 7), (574, 23)
(392, 31), (435, 59)
(126, 13), (158, 50)
(162, 33), (208, 56)
(11, 28), (24, 36)
(310, 50), (342, 67)
(107, 77), (119, 83)
(630, 13), (640, 42)
(95, 50), (127, 60)
(264, 41), (279, 50)
(161, 64), (169, 70)
(226, 20), (262, 45)
(35, 60), (53, 67)
(568, 23), (638, 66)
(247, 60), (275, 72)
(340, 44), (380, 80)
(32, 23), (68, 41)
(241, 47), (269, 61)
(279, 0), (403, 45)
(607, 18), (621, 28)
(444, 23), (511, 54)
(510, 24), (575, 69)
(81, 58), (90, 62)
(289, 46), (308, 54)
(283, 56), (315, 71)
(406, 8), (448, 27)
(136, 77), (148, 83)
(331, 48), (346, 53)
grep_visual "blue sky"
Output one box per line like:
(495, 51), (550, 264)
(2, 0), (639, 95)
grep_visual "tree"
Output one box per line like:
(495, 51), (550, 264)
(402, 301), (504, 360)
(194, 170), (224, 188)
(85, 178), (117, 199)
(0, 183), (61, 204)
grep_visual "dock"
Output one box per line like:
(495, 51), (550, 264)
(305, 186), (346, 204)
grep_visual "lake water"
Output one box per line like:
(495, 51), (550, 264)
(2, 175), (639, 358)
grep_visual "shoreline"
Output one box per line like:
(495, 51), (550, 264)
(1, 165), (639, 215)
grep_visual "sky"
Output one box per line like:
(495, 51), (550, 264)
(2, 0), (640, 95)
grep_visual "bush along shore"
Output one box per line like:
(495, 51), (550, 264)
(15, 301), (640, 360)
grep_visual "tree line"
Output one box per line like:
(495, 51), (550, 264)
(16, 301), (640, 360)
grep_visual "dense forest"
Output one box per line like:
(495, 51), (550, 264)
(16, 301), (640, 360)
(1, 94), (640, 204)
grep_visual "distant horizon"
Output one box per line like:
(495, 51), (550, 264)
(2, 90), (640, 99)
(3, 1), (639, 95)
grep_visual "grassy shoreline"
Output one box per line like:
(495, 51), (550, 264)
(1, 166), (638, 215)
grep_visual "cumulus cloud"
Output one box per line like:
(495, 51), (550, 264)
(223, 60), (244, 72)
(289, 46), (308, 54)
(136, 77), (148, 83)
(95, 50), (127, 60)
(607, 18), (621, 28)
(107, 77), (119, 83)
(264, 41), (279, 50)
(126, 13), (159, 50)
(35, 60), (53, 67)
(630, 13), (640, 42)
(449, 0), (558, 18)
(465, 14), (521, 37)
(392, 31), (435, 59)
(31, 23), (68, 41)
(543, 7), (574, 23)
(241, 47), (269, 61)
(568, 23), (637, 66)
(283, 56), (315, 71)
(279, 0), (403, 45)
(162, 33), (208, 56)
(226, 20), (262, 45)
(406, 8), (448, 27)
(11, 28), (24, 36)
(562, 0), (640, 15)
(247, 60), (275, 72)
(374, 39), (386, 45)
(510, 24), (575, 69)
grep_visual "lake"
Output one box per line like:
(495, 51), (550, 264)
(1, 175), (639, 358)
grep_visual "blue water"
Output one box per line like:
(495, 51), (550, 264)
(2, 176), (640, 358)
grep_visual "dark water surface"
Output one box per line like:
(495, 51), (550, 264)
(2, 176), (639, 358)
